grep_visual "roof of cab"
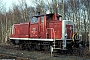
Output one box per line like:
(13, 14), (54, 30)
(33, 13), (62, 17)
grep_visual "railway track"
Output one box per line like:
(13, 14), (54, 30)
(0, 44), (28, 60)
(0, 43), (51, 60)
(0, 43), (89, 60)
(0, 54), (28, 60)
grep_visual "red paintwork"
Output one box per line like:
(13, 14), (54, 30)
(10, 24), (20, 38)
(10, 13), (74, 41)
(66, 25), (73, 39)
(10, 22), (29, 38)
(47, 21), (62, 39)
(30, 23), (39, 38)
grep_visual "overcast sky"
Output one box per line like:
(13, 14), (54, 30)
(3, 0), (19, 11)
(3, 0), (33, 11)
(3, 0), (19, 7)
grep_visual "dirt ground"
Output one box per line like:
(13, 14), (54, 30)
(0, 43), (90, 60)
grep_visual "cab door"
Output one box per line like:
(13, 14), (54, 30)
(30, 16), (39, 38)
(66, 25), (73, 39)
(40, 16), (45, 38)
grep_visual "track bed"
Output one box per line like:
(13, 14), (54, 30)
(0, 43), (90, 60)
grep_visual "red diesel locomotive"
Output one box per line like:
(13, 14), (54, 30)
(10, 13), (78, 51)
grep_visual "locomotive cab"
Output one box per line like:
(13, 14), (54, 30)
(30, 13), (75, 49)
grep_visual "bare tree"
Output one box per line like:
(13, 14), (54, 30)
(0, 0), (7, 43)
(18, 0), (28, 22)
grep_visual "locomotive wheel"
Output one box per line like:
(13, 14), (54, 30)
(19, 44), (23, 50)
(42, 45), (50, 51)
(27, 44), (31, 50)
(36, 44), (41, 51)
(22, 44), (25, 50)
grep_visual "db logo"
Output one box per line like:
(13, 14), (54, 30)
(32, 28), (36, 34)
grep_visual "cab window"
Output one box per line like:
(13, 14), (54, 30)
(31, 17), (38, 23)
(41, 16), (44, 23)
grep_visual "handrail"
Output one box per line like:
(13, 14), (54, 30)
(46, 28), (55, 48)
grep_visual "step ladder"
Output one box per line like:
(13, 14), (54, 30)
(52, 40), (61, 50)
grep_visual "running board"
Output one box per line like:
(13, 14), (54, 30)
(53, 48), (61, 50)
(53, 48), (67, 50)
